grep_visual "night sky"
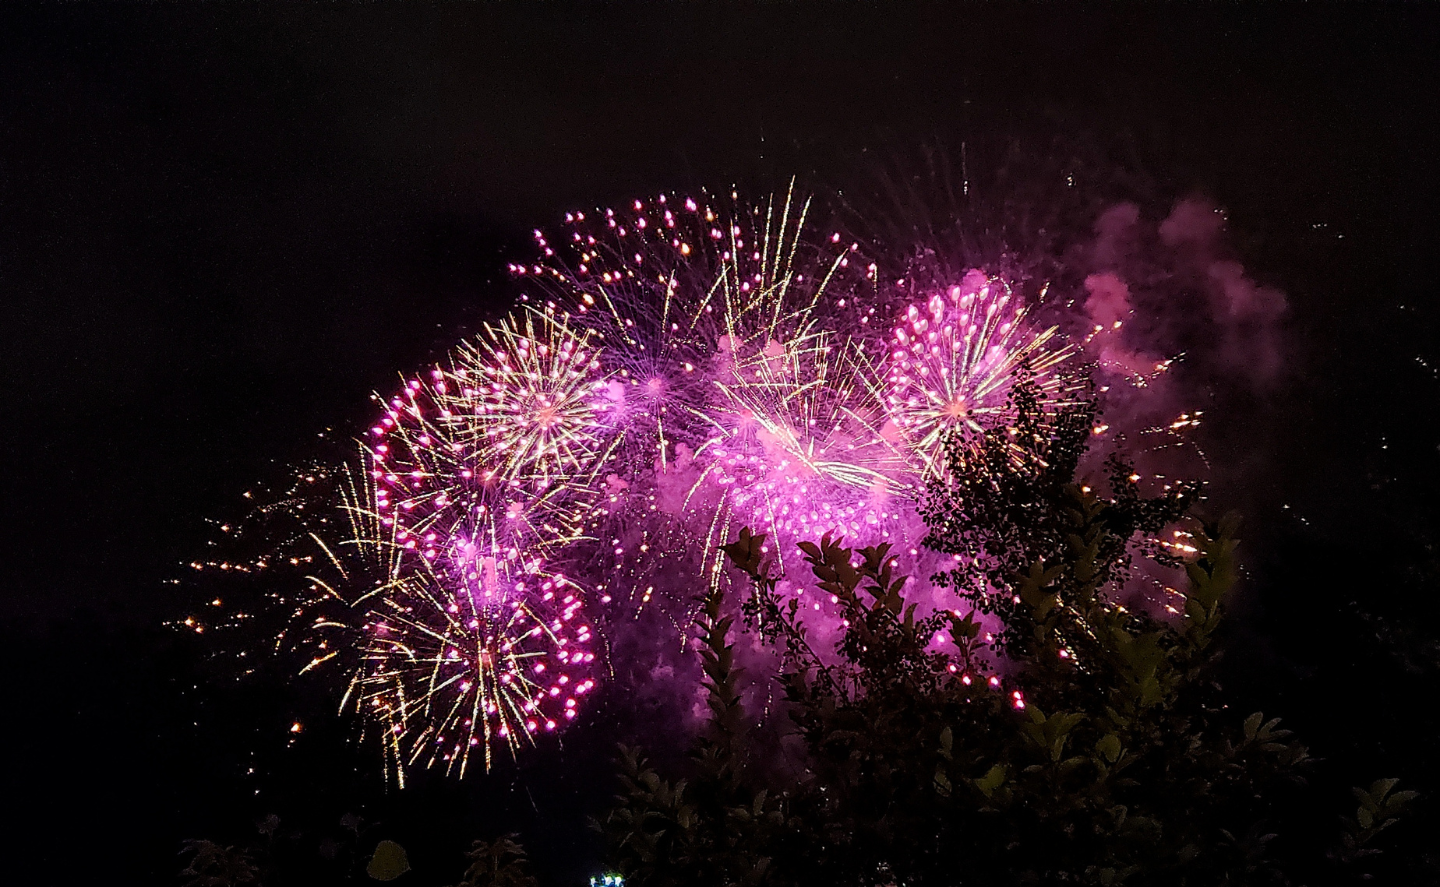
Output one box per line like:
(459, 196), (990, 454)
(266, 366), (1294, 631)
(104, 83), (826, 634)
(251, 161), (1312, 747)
(4, 4), (1439, 884)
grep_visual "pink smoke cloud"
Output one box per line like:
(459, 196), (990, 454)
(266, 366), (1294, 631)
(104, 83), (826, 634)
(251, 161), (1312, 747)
(1092, 202), (1142, 269)
(1162, 198), (1288, 384)
(1083, 197), (1288, 390)
(1084, 271), (1163, 382)
(1158, 198), (1226, 249)
(1083, 270), (1132, 328)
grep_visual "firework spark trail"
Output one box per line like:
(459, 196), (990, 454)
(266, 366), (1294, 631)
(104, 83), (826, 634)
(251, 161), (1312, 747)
(515, 185), (880, 611)
(338, 188), (1088, 768)
(521, 184), (859, 464)
(441, 307), (618, 484)
(190, 182), (1217, 780)
(885, 276), (1081, 480)
(344, 562), (597, 780)
(359, 340), (603, 611)
(338, 342), (609, 779)
(694, 330), (907, 569)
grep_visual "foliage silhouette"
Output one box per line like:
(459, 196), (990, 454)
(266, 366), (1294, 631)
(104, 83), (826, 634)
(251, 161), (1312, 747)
(599, 377), (1415, 886)
(447, 834), (538, 887)
(179, 840), (259, 887)
(176, 381), (1418, 885)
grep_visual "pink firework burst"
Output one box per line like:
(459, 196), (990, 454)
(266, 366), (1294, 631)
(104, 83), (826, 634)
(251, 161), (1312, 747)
(342, 352), (605, 778)
(884, 274), (1079, 479)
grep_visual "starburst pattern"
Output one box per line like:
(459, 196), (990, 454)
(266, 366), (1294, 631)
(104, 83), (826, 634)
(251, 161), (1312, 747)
(885, 278), (1077, 478)
(190, 184), (1199, 782)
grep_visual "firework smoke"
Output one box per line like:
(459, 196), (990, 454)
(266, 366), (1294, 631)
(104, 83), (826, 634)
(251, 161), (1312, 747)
(186, 170), (1285, 780)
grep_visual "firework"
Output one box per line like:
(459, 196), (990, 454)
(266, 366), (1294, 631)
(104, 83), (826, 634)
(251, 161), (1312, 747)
(441, 308), (618, 484)
(696, 330), (908, 564)
(360, 351), (602, 609)
(201, 182), (1142, 780)
(343, 556), (596, 780)
(512, 186), (882, 606)
(522, 185), (860, 471)
(337, 354), (608, 778)
(884, 275), (1078, 480)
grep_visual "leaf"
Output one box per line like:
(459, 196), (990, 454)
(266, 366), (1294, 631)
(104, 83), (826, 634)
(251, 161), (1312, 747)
(367, 840), (410, 881)
(1369, 777), (1400, 801)
(1388, 790), (1420, 810)
(934, 765), (952, 796)
(1243, 711), (1263, 742)
(1096, 733), (1122, 764)
(1122, 814), (1162, 842)
(720, 528), (767, 576)
(974, 764), (1007, 798)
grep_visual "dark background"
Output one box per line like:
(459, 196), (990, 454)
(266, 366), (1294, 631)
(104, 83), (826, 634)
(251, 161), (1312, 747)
(3, 4), (1439, 884)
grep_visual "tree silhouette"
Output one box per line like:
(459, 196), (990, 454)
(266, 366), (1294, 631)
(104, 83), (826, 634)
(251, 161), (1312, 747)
(601, 377), (1415, 886)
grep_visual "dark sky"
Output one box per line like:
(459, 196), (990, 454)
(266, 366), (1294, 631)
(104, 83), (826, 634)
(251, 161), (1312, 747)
(3, 4), (1439, 884)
